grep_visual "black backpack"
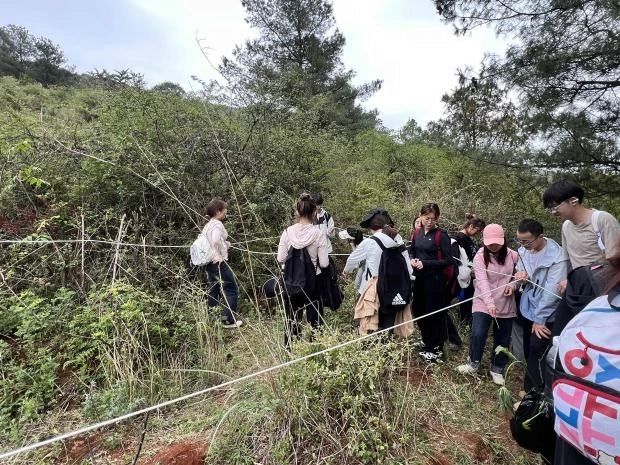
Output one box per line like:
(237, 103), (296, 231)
(369, 236), (411, 314)
(510, 389), (556, 457)
(283, 247), (316, 298)
(319, 257), (343, 310)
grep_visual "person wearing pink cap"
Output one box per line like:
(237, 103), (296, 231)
(457, 223), (519, 385)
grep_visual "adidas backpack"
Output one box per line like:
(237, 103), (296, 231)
(552, 294), (620, 463)
(369, 236), (411, 314)
(282, 247), (317, 298)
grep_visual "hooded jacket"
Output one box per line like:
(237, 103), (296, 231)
(516, 238), (568, 324)
(343, 230), (414, 294)
(277, 223), (329, 272)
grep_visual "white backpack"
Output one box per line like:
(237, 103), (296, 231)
(451, 238), (472, 289)
(190, 223), (215, 266)
(552, 295), (620, 463)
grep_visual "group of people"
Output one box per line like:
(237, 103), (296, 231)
(196, 180), (619, 465)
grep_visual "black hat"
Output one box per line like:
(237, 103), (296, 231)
(359, 208), (392, 229)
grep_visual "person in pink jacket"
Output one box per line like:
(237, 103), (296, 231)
(277, 193), (329, 347)
(457, 224), (518, 385)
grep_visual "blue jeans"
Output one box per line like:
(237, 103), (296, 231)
(205, 261), (239, 324)
(470, 312), (513, 373)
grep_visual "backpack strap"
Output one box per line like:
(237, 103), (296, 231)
(369, 235), (387, 251)
(591, 209), (605, 251)
(365, 236), (386, 279)
(434, 229), (444, 260)
(411, 227), (420, 243)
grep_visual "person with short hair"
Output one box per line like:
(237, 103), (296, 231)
(513, 219), (568, 391)
(542, 180), (620, 334)
(203, 198), (243, 328)
(312, 193), (335, 254)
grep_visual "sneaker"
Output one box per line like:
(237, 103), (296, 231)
(222, 319), (243, 329)
(418, 351), (442, 363)
(490, 370), (505, 385)
(456, 363), (478, 375)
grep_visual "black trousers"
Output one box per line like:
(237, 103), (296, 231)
(414, 273), (448, 354)
(522, 319), (554, 391)
(284, 292), (324, 347)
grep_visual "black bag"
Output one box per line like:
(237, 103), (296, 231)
(320, 257), (343, 310)
(261, 276), (283, 298)
(369, 236), (411, 314)
(282, 247), (316, 298)
(510, 389), (556, 457)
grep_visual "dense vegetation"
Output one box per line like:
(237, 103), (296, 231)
(1, 0), (618, 463)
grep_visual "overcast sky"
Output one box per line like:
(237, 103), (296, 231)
(3, 0), (505, 129)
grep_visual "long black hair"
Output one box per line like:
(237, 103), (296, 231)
(483, 240), (508, 267)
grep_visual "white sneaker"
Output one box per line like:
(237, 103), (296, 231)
(419, 351), (442, 363)
(222, 319), (243, 329)
(490, 370), (505, 385)
(456, 363), (478, 375)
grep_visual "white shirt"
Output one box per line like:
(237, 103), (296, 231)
(343, 231), (414, 293)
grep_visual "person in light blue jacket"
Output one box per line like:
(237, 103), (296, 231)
(514, 219), (568, 391)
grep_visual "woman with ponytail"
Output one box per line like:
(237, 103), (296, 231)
(277, 193), (329, 347)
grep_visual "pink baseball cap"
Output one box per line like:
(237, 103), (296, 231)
(483, 224), (505, 246)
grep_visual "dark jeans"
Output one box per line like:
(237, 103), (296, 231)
(470, 312), (513, 373)
(284, 293), (324, 347)
(522, 320), (554, 391)
(205, 261), (239, 324)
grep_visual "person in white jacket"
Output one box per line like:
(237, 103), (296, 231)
(343, 209), (414, 330)
(312, 192), (336, 254)
(277, 193), (329, 346)
(203, 198), (243, 328)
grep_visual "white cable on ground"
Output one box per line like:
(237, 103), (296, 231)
(0, 282), (510, 460)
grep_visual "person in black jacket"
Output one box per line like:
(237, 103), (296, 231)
(409, 203), (456, 362)
(452, 214), (486, 326)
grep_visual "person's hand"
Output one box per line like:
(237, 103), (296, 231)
(514, 271), (528, 282)
(504, 286), (514, 296)
(488, 307), (497, 318)
(557, 279), (568, 294)
(532, 323), (551, 339)
(411, 258), (424, 270)
(225, 240), (232, 249)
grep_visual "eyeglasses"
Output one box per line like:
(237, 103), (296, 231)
(544, 204), (561, 214)
(544, 197), (577, 214)
(514, 236), (540, 247)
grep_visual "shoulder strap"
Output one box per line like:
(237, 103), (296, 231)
(369, 235), (387, 252)
(412, 227), (421, 243)
(591, 209), (605, 251)
(434, 229), (444, 260)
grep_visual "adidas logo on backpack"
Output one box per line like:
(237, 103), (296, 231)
(369, 236), (411, 314)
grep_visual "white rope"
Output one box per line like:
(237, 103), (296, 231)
(451, 255), (563, 300)
(0, 282), (510, 460)
(0, 238), (277, 248)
